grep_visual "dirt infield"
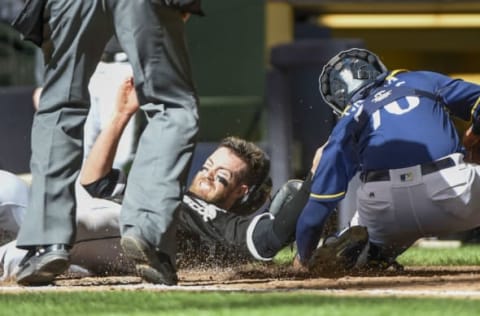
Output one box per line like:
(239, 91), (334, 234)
(2, 265), (480, 298)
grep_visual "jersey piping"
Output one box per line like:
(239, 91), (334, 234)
(310, 191), (346, 200)
(246, 212), (275, 261)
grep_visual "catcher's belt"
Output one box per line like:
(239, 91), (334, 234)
(360, 156), (456, 183)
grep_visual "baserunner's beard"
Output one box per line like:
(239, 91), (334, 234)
(188, 177), (230, 209)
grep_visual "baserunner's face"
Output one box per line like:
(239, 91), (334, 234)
(189, 147), (248, 210)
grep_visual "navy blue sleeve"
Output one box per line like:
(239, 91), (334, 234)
(308, 114), (359, 203)
(295, 199), (336, 263)
(413, 71), (480, 121)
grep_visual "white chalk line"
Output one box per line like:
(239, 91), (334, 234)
(1, 284), (480, 298)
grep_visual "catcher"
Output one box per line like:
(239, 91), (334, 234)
(0, 77), (314, 282)
(295, 48), (480, 275)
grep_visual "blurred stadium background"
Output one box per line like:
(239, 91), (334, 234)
(1, 0), (480, 236)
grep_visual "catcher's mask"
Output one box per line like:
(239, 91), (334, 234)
(319, 48), (388, 116)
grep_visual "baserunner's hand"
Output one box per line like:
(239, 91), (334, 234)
(115, 76), (139, 117)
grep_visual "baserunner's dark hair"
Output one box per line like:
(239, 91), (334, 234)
(219, 136), (272, 215)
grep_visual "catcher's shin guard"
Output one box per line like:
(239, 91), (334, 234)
(307, 225), (369, 276)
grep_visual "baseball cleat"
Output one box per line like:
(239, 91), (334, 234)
(120, 234), (178, 285)
(16, 244), (71, 286)
(307, 226), (369, 276)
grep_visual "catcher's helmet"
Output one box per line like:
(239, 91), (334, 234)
(319, 48), (388, 116)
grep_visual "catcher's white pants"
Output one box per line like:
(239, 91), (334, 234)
(351, 153), (480, 257)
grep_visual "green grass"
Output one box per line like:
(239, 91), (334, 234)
(2, 245), (480, 316)
(0, 292), (479, 316)
(273, 243), (480, 267)
(398, 245), (480, 266)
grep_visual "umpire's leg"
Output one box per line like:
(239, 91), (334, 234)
(15, 0), (111, 285)
(111, 1), (199, 284)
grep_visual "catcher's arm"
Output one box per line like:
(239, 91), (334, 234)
(311, 140), (329, 174)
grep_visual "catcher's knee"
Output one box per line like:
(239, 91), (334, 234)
(268, 179), (303, 216)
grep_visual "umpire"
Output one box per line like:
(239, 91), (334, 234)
(11, 0), (203, 286)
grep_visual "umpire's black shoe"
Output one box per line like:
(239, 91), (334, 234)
(120, 235), (178, 285)
(308, 226), (369, 276)
(16, 244), (71, 286)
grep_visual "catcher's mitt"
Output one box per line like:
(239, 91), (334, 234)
(463, 126), (480, 163)
(465, 145), (480, 163)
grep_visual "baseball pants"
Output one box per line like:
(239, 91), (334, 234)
(351, 153), (480, 258)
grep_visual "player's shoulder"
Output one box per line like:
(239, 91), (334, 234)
(339, 99), (366, 121)
(389, 69), (450, 84)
